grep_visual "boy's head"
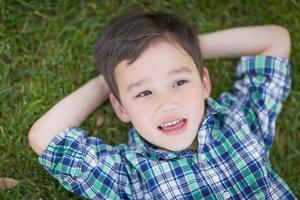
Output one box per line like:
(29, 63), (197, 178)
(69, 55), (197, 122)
(94, 12), (211, 151)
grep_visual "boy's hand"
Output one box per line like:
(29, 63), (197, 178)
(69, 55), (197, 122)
(29, 75), (110, 156)
(198, 25), (291, 59)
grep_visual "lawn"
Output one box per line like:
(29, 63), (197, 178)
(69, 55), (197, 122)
(1, 0), (299, 199)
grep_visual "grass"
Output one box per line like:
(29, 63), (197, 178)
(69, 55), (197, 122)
(1, 0), (300, 199)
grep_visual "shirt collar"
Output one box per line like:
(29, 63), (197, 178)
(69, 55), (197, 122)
(127, 98), (230, 160)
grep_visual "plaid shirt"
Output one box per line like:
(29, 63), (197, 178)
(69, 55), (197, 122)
(39, 55), (296, 199)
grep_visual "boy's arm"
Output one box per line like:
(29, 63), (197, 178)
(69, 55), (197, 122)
(28, 75), (110, 156)
(198, 25), (291, 59)
(199, 25), (291, 158)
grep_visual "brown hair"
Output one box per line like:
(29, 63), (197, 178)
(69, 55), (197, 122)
(94, 11), (204, 103)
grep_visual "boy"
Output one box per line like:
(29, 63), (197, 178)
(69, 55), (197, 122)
(29, 12), (296, 199)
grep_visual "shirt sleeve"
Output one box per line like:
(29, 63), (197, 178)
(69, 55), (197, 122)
(218, 55), (291, 159)
(38, 127), (129, 199)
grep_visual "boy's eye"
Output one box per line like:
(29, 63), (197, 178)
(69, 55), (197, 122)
(136, 90), (152, 98)
(173, 80), (188, 87)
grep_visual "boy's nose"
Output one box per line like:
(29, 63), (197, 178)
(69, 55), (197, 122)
(156, 95), (178, 114)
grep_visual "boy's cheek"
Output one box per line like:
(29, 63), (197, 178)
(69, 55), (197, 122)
(125, 104), (151, 123)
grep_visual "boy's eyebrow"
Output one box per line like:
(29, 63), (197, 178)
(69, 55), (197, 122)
(168, 66), (192, 75)
(126, 78), (151, 93)
(126, 66), (192, 93)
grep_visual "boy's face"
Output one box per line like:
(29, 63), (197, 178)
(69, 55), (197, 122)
(110, 41), (211, 151)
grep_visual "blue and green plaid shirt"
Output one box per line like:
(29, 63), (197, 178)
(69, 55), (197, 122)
(39, 55), (296, 199)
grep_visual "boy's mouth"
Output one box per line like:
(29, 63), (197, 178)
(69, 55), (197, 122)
(158, 119), (187, 135)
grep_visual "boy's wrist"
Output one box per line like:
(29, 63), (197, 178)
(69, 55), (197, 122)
(95, 74), (110, 95)
(93, 74), (110, 106)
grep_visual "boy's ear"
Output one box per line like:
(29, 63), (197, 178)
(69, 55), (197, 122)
(202, 67), (211, 99)
(109, 93), (130, 123)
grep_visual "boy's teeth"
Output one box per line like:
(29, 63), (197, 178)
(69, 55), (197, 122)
(160, 119), (182, 127)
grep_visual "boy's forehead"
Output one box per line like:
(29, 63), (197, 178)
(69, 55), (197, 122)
(114, 40), (189, 69)
(114, 41), (199, 89)
(115, 41), (192, 71)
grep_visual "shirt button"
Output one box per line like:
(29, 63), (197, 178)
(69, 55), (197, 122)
(199, 154), (205, 161)
(223, 191), (231, 199)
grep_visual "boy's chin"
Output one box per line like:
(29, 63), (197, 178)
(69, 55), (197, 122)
(162, 139), (198, 152)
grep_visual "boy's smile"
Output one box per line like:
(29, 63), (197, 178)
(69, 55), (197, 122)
(158, 118), (187, 135)
(110, 41), (211, 151)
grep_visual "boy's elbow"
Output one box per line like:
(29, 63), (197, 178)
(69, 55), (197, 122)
(29, 120), (66, 156)
(28, 124), (39, 154)
(263, 25), (291, 58)
(273, 25), (291, 57)
(28, 123), (45, 156)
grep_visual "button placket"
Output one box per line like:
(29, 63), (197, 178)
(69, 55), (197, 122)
(223, 191), (231, 199)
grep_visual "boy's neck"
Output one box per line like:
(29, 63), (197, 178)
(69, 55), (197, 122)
(187, 138), (199, 150)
